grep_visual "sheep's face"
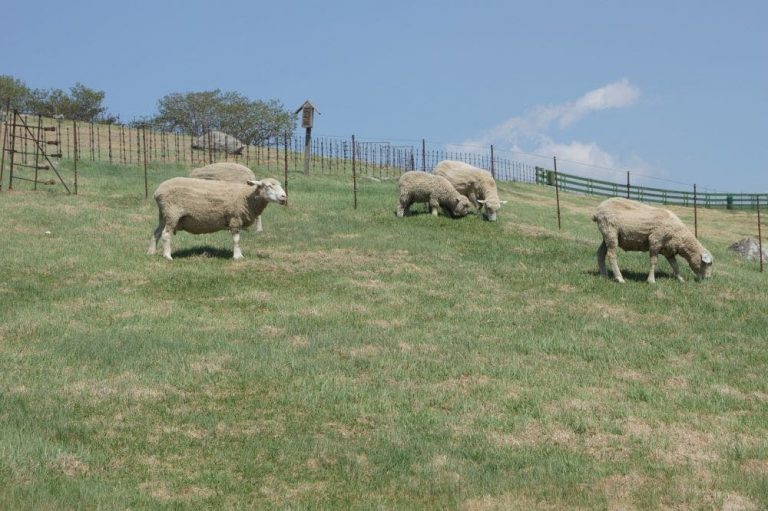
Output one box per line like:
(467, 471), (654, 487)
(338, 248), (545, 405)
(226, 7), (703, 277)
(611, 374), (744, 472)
(477, 199), (508, 221)
(689, 251), (714, 280)
(451, 196), (473, 217)
(249, 179), (287, 205)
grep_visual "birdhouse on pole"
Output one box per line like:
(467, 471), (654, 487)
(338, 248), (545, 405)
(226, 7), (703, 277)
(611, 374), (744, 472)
(295, 100), (319, 175)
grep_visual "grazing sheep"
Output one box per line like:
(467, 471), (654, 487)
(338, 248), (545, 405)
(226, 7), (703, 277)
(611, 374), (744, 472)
(148, 177), (286, 261)
(433, 160), (507, 221)
(189, 162), (270, 233)
(397, 171), (472, 218)
(592, 197), (713, 283)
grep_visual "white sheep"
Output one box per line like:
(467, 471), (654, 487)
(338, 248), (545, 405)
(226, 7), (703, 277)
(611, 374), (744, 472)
(433, 160), (507, 221)
(148, 177), (286, 261)
(190, 162), (256, 183)
(592, 197), (713, 283)
(189, 162), (269, 233)
(397, 171), (473, 218)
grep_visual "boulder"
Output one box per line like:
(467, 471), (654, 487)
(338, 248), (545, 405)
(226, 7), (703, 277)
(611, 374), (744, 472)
(191, 131), (245, 155)
(728, 237), (768, 262)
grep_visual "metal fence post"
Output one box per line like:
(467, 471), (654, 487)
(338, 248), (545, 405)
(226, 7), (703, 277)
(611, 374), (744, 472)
(554, 156), (561, 230)
(757, 194), (764, 273)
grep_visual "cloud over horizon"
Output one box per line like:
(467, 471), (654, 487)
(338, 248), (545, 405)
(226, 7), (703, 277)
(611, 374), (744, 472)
(451, 79), (649, 180)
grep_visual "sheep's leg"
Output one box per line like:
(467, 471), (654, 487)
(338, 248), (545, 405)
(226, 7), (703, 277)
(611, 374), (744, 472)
(429, 198), (440, 216)
(606, 243), (624, 283)
(397, 198), (409, 217)
(148, 223), (162, 255)
(161, 226), (174, 261)
(148, 212), (166, 255)
(231, 230), (243, 260)
(665, 255), (685, 282)
(647, 251), (658, 283)
(254, 215), (263, 233)
(596, 241), (609, 278)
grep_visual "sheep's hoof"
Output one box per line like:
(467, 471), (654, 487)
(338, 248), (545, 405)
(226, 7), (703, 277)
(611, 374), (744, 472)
(163, 255), (173, 261)
(233, 254), (244, 261)
(615, 278), (626, 284)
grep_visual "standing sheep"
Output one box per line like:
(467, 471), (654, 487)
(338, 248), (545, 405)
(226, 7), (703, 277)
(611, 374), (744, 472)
(189, 162), (270, 233)
(433, 160), (507, 221)
(148, 177), (286, 261)
(592, 197), (713, 283)
(397, 171), (473, 218)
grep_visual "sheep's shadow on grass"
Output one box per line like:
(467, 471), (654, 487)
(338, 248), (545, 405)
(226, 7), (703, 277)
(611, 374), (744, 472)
(172, 246), (233, 260)
(586, 269), (677, 282)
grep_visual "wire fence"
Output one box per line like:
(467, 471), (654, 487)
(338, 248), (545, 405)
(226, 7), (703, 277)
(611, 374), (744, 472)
(0, 112), (765, 212)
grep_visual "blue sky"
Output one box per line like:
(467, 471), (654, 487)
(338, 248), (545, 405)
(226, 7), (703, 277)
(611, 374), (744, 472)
(2, 0), (766, 192)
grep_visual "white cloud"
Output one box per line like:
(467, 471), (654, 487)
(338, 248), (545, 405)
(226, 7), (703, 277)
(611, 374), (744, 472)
(450, 79), (647, 179)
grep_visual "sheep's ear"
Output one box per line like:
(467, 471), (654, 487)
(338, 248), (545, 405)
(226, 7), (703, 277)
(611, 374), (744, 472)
(702, 252), (713, 264)
(246, 179), (263, 189)
(500, 200), (509, 204)
(477, 199), (487, 204)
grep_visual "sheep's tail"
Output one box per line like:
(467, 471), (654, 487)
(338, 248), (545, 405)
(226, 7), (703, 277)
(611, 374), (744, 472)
(591, 214), (598, 222)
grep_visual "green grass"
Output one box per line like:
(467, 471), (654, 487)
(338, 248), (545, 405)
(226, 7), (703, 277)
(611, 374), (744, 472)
(1, 161), (766, 509)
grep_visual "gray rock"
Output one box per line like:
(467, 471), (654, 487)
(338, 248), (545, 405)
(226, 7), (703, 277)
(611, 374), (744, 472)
(191, 131), (245, 155)
(728, 237), (768, 262)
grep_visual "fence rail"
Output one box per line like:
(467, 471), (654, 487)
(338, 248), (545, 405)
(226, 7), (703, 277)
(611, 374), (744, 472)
(2, 113), (766, 211)
(535, 167), (768, 210)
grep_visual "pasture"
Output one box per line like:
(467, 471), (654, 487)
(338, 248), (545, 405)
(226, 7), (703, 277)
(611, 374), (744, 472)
(0, 161), (766, 509)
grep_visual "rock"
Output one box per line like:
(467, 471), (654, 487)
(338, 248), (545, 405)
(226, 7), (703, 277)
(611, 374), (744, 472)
(728, 237), (768, 262)
(191, 131), (245, 155)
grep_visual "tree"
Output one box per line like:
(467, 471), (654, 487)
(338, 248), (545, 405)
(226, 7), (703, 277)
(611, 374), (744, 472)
(154, 90), (294, 144)
(0, 75), (32, 112)
(26, 82), (109, 122)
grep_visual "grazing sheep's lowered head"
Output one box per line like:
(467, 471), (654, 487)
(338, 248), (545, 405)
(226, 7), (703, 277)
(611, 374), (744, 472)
(592, 197), (713, 283)
(432, 160), (507, 221)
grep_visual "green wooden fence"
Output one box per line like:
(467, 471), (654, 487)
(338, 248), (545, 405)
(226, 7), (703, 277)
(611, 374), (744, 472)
(535, 167), (767, 210)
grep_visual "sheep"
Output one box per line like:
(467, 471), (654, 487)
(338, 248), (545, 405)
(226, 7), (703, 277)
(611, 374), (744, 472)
(592, 197), (713, 283)
(397, 171), (472, 218)
(148, 177), (286, 261)
(190, 162), (256, 183)
(189, 162), (269, 233)
(433, 160), (507, 221)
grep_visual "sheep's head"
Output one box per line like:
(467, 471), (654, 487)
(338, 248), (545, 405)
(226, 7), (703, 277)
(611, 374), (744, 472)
(450, 195), (473, 217)
(248, 179), (287, 205)
(477, 199), (508, 221)
(688, 250), (714, 280)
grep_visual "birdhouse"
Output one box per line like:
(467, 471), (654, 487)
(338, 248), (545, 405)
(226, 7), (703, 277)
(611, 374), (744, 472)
(295, 100), (318, 129)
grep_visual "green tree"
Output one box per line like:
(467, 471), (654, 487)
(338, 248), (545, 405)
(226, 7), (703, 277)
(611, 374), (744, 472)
(0, 75), (32, 112)
(154, 90), (294, 144)
(27, 82), (108, 122)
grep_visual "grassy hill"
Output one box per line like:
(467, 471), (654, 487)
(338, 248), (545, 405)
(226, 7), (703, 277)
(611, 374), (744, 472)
(0, 161), (766, 509)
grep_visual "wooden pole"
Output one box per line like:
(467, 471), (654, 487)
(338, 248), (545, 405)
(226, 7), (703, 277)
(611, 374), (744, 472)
(553, 156), (561, 230)
(303, 126), (311, 175)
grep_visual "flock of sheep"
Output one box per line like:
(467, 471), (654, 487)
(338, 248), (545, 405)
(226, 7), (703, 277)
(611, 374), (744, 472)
(147, 160), (713, 283)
